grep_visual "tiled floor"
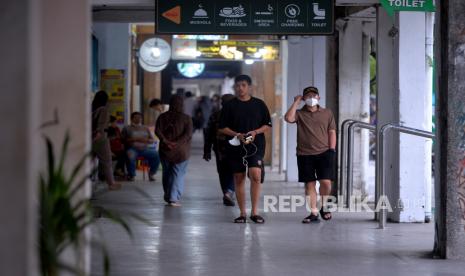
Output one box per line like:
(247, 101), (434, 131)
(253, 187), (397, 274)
(90, 133), (465, 276)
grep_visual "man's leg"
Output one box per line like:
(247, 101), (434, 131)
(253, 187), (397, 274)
(248, 167), (262, 216)
(126, 148), (137, 179)
(305, 182), (319, 215)
(319, 179), (332, 219)
(234, 172), (247, 216)
(170, 160), (189, 203)
(161, 159), (172, 203)
(141, 148), (160, 178)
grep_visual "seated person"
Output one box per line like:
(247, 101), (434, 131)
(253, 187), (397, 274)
(107, 116), (125, 177)
(122, 112), (160, 181)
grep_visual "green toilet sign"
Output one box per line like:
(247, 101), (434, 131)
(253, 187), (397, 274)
(380, 0), (436, 16)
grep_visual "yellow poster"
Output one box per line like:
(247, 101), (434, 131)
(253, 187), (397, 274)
(100, 69), (125, 124)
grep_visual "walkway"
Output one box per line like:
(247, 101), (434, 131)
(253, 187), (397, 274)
(90, 133), (465, 276)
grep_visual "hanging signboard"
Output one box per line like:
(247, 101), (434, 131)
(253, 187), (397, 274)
(380, 0), (435, 16)
(156, 0), (334, 35)
(172, 39), (280, 61)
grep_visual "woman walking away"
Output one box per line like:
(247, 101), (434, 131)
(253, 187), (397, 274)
(155, 95), (193, 206)
(92, 90), (121, 190)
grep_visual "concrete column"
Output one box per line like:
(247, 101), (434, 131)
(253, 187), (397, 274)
(376, 7), (400, 218)
(434, 0), (465, 260)
(424, 13), (434, 221)
(285, 36), (327, 181)
(377, 8), (431, 223)
(338, 20), (370, 196)
(397, 12), (429, 222)
(0, 0), (41, 274)
(40, 0), (91, 272)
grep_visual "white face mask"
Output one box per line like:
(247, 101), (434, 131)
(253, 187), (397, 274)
(229, 136), (241, 146)
(305, 98), (319, 107)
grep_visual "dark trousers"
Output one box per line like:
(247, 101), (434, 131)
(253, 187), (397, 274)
(215, 151), (235, 194)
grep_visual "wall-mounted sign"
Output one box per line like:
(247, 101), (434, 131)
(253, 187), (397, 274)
(172, 39), (280, 61)
(177, 63), (206, 78)
(157, 0), (333, 35)
(100, 69), (125, 124)
(380, 0), (435, 16)
(173, 34), (229, 40)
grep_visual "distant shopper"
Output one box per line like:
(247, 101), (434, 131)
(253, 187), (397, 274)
(122, 112), (160, 182)
(284, 86), (337, 223)
(219, 75), (272, 223)
(211, 94), (221, 113)
(107, 115), (125, 177)
(148, 98), (164, 129)
(91, 90), (121, 190)
(204, 94), (236, 206)
(193, 95), (212, 133)
(156, 95), (193, 206)
(183, 91), (196, 118)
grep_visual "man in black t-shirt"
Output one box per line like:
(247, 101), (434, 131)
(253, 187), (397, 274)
(219, 75), (272, 224)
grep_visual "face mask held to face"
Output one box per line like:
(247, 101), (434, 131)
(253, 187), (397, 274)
(305, 98), (319, 107)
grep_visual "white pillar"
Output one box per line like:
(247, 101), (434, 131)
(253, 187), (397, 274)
(397, 12), (429, 222)
(338, 20), (370, 195)
(361, 33), (371, 196)
(285, 36), (327, 181)
(377, 8), (431, 223)
(424, 13), (434, 221)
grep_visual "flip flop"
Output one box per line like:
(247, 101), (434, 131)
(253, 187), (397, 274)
(234, 216), (247, 223)
(320, 207), (332, 221)
(250, 215), (265, 224)
(302, 213), (320, 223)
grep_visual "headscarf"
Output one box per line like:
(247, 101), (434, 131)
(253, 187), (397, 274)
(92, 90), (108, 112)
(168, 95), (184, 113)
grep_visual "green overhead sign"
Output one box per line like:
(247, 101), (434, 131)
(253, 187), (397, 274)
(380, 0), (436, 16)
(156, 0), (334, 35)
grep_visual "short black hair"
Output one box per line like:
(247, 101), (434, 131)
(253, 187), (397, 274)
(110, 115), (117, 123)
(234, 74), (252, 85)
(149, 98), (162, 107)
(303, 86), (319, 96)
(131, 112), (142, 119)
(185, 91), (193, 97)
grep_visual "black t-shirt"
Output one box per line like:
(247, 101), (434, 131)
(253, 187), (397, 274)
(218, 97), (272, 157)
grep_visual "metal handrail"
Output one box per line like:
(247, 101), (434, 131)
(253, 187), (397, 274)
(346, 121), (376, 206)
(376, 123), (435, 229)
(338, 119), (357, 199)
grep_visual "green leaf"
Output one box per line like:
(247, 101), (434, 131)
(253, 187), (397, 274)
(100, 209), (133, 238)
(57, 131), (70, 176)
(68, 153), (91, 192)
(45, 137), (55, 185)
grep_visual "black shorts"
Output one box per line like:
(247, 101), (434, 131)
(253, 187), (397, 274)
(297, 150), (336, 183)
(229, 155), (265, 183)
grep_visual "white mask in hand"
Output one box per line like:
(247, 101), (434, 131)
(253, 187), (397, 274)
(229, 135), (241, 146)
(305, 98), (319, 107)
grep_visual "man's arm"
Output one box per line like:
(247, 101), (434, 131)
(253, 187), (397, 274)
(284, 95), (302, 123)
(328, 129), (337, 150)
(203, 114), (216, 161)
(145, 127), (154, 144)
(218, 127), (238, 137)
(246, 125), (271, 141)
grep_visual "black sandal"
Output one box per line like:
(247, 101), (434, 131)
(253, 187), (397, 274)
(320, 207), (332, 221)
(250, 215), (265, 224)
(234, 216), (247, 223)
(302, 213), (320, 223)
